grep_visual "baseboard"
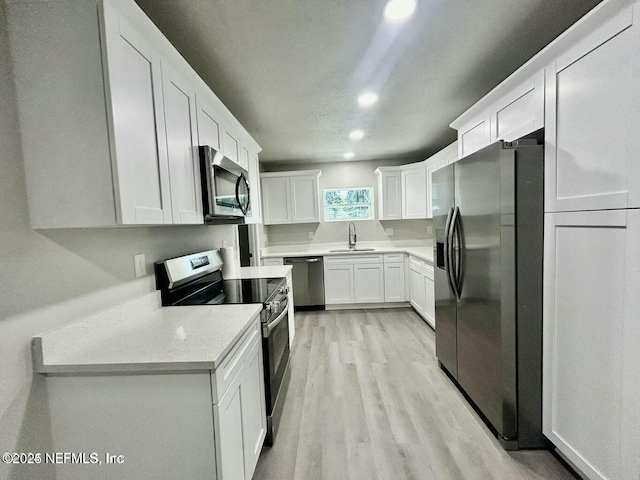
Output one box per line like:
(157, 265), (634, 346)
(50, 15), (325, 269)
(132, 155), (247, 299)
(325, 302), (411, 311)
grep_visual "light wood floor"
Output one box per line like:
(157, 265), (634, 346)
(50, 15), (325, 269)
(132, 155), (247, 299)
(253, 308), (575, 480)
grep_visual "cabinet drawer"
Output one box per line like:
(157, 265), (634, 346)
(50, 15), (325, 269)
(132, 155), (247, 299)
(325, 254), (383, 264)
(409, 255), (429, 270)
(383, 253), (404, 263)
(211, 318), (260, 404)
(262, 257), (284, 266)
(424, 264), (434, 281)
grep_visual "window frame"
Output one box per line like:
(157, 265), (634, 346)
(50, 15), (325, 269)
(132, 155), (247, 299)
(322, 187), (375, 222)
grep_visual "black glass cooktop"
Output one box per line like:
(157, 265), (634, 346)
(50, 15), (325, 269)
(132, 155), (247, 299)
(162, 269), (285, 307)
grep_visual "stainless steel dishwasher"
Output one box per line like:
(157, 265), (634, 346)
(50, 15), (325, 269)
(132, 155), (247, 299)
(283, 257), (325, 311)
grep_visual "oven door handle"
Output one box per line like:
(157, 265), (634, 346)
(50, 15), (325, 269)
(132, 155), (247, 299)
(263, 301), (289, 337)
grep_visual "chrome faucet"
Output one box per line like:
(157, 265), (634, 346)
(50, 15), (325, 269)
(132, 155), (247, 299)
(348, 221), (357, 249)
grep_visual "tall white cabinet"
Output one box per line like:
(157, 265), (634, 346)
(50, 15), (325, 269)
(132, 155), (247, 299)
(543, 210), (640, 480)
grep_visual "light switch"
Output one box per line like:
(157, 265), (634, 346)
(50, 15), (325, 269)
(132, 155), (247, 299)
(427, 225), (433, 234)
(134, 254), (147, 278)
(386, 228), (393, 236)
(308, 231), (314, 239)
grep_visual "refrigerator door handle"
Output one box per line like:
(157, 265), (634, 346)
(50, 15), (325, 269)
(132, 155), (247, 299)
(452, 207), (464, 298)
(443, 207), (456, 295)
(447, 207), (461, 299)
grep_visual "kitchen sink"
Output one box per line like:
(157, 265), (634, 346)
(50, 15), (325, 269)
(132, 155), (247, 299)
(328, 248), (376, 252)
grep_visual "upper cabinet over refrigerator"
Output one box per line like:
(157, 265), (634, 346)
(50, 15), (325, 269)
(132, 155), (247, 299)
(545, 4), (640, 212)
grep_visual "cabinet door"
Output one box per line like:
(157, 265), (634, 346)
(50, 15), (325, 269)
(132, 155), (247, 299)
(458, 111), (491, 158)
(379, 171), (402, 220)
(384, 262), (405, 302)
(162, 64), (202, 224)
(290, 175), (320, 223)
(409, 266), (426, 314)
(261, 176), (291, 224)
(354, 264), (385, 303)
(401, 167), (427, 219)
(425, 162), (437, 219)
(324, 264), (354, 304)
(223, 124), (241, 165)
(102, 5), (172, 224)
(241, 339), (267, 480)
(491, 70), (544, 142)
(424, 273), (435, 329)
(240, 145), (250, 171)
(543, 209), (639, 480)
(195, 93), (222, 150)
(245, 151), (262, 224)
(545, 6), (640, 212)
(214, 369), (246, 480)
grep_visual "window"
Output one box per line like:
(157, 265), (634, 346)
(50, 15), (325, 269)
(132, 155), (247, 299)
(323, 187), (374, 221)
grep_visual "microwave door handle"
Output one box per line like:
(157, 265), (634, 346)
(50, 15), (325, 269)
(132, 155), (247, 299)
(236, 174), (250, 215)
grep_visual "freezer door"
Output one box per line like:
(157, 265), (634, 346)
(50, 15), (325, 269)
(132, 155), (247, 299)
(432, 165), (457, 377)
(454, 142), (517, 439)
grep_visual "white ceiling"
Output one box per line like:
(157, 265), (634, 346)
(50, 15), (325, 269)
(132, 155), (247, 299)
(134, 0), (602, 163)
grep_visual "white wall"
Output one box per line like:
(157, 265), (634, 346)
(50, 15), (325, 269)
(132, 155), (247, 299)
(263, 159), (432, 246)
(0, 5), (235, 477)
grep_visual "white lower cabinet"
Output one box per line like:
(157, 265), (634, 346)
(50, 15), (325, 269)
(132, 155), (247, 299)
(408, 256), (435, 328)
(43, 316), (266, 480)
(409, 265), (426, 313)
(215, 369), (246, 480)
(240, 338), (267, 479)
(543, 209), (640, 480)
(354, 264), (385, 303)
(384, 262), (406, 302)
(262, 257), (284, 266)
(324, 253), (409, 306)
(324, 263), (355, 304)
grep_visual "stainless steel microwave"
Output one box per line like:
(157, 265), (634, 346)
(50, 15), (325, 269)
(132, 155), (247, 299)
(199, 146), (251, 223)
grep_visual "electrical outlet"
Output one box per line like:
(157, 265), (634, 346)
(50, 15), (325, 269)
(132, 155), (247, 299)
(427, 225), (433, 234)
(308, 231), (314, 239)
(386, 228), (394, 236)
(134, 254), (147, 278)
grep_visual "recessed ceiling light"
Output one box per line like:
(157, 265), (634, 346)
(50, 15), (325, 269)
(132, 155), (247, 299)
(358, 92), (378, 108)
(344, 152), (355, 160)
(349, 130), (365, 141)
(384, 0), (417, 23)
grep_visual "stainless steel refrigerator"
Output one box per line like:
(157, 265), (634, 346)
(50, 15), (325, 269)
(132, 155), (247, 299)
(432, 129), (548, 450)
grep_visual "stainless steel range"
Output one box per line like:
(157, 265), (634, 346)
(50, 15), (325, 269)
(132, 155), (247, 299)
(154, 250), (291, 446)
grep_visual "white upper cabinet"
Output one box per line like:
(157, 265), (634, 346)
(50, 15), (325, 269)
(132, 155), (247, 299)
(240, 145), (251, 171)
(261, 171), (321, 225)
(290, 175), (321, 223)
(102, 6), (173, 225)
(244, 149), (262, 224)
(401, 164), (428, 219)
(261, 176), (291, 224)
(223, 124), (241, 166)
(456, 111), (492, 158)
(491, 70), (544, 143)
(7, 0), (261, 228)
(195, 93), (223, 151)
(545, 4), (640, 212)
(161, 63), (202, 224)
(375, 167), (402, 220)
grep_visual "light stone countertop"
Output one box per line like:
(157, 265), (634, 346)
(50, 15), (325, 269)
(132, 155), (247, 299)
(261, 242), (434, 264)
(33, 292), (262, 375)
(224, 265), (292, 280)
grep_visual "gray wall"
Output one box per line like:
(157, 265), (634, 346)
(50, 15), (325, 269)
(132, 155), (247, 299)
(263, 159), (432, 247)
(0, 5), (235, 477)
